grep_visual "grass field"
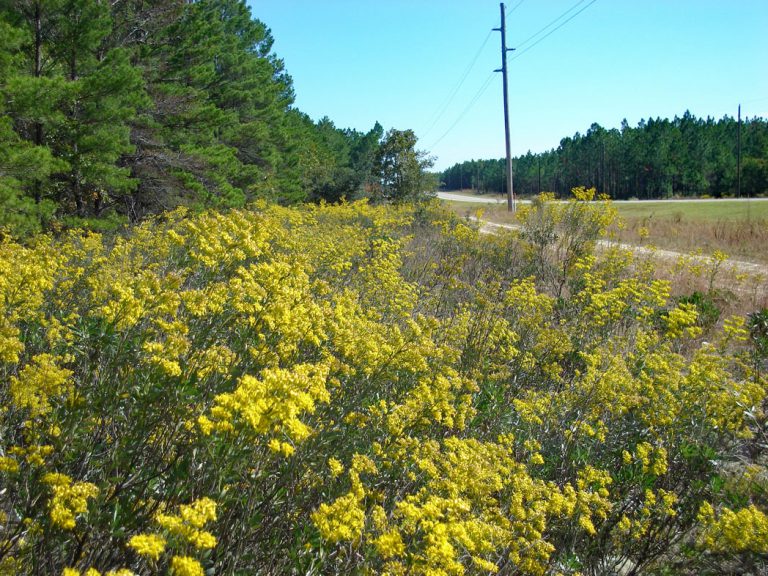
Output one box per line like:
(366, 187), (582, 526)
(615, 200), (768, 265)
(615, 199), (768, 221)
(441, 197), (768, 265)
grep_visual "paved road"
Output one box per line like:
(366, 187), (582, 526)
(437, 192), (508, 204)
(438, 191), (768, 205)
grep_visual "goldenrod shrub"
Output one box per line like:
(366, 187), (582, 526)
(0, 193), (765, 575)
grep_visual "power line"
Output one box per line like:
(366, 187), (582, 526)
(506, 0), (525, 16)
(509, 0), (598, 61)
(425, 0), (598, 153)
(418, 29), (495, 140)
(419, 3), (527, 142)
(513, 0), (588, 50)
(427, 72), (496, 150)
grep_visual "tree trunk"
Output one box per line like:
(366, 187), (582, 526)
(33, 0), (43, 204)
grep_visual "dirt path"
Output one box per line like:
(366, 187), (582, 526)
(472, 217), (768, 279)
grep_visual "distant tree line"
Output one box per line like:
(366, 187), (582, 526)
(441, 113), (768, 199)
(0, 0), (431, 236)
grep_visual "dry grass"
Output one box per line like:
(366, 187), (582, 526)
(442, 201), (519, 226)
(440, 198), (768, 316)
(619, 244), (768, 318)
(617, 215), (768, 265)
(443, 199), (768, 266)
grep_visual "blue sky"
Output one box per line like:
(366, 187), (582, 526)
(250, 1), (768, 171)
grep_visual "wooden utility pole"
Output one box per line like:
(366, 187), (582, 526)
(538, 156), (542, 194)
(737, 103), (742, 198)
(494, 3), (515, 212)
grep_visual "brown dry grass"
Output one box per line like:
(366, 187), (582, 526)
(620, 244), (768, 318)
(440, 201), (768, 317)
(443, 199), (768, 266)
(617, 216), (768, 265)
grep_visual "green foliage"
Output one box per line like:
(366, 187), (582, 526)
(742, 157), (768, 197)
(677, 291), (722, 332)
(749, 309), (768, 379)
(0, 200), (765, 575)
(0, 0), (402, 233)
(373, 128), (435, 203)
(441, 113), (768, 199)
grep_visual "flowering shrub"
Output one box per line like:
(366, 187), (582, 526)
(0, 194), (765, 575)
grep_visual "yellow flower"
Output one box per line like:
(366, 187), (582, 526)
(312, 492), (366, 543)
(9, 354), (73, 416)
(178, 497), (217, 528)
(128, 533), (166, 560)
(328, 457), (344, 478)
(0, 457), (19, 474)
(374, 529), (405, 559)
(170, 556), (204, 576)
(43, 474), (98, 530)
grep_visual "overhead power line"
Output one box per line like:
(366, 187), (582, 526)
(505, 0), (525, 16)
(426, 72), (496, 150)
(426, 0), (599, 154)
(513, 0), (587, 50)
(510, 0), (598, 61)
(418, 28), (494, 140)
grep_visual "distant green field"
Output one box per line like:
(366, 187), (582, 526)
(440, 196), (768, 223)
(615, 200), (768, 221)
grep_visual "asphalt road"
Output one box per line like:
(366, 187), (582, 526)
(437, 192), (768, 204)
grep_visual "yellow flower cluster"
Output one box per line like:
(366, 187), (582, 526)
(154, 497), (218, 550)
(623, 442), (668, 476)
(198, 362), (330, 455)
(697, 502), (768, 553)
(9, 354), (73, 417)
(127, 533), (166, 560)
(170, 556), (204, 576)
(62, 569), (134, 576)
(43, 473), (98, 530)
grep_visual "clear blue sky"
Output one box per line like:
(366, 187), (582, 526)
(250, 0), (768, 171)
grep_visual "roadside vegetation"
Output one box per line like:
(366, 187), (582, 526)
(443, 197), (768, 266)
(2, 1), (767, 574)
(1, 193), (766, 575)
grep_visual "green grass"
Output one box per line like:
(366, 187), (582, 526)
(614, 200), (768, 222)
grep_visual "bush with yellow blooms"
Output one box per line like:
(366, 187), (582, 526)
(0, 192), (765, 575)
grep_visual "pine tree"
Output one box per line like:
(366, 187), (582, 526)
(0, 0), (147, 225)
(0, 10), (62, 235)
(48, 0), (147, 218)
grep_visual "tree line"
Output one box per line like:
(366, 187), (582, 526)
(0, 0), (432, 237)
(441, 113), (768, 199)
